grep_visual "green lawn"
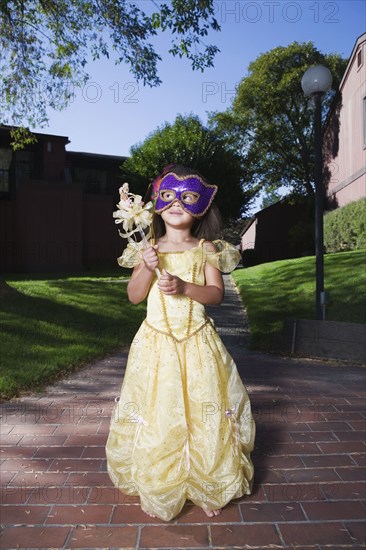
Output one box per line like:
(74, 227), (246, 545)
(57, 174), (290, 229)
(2, 250), (365, 399)
(1, 270), (146, 400)
(232, 249), (366, 351)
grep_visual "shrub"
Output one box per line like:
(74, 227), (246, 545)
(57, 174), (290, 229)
(324, 198), (366, 253)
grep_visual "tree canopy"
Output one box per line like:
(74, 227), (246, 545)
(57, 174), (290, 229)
(121, 114), (254, 220)
(210, 42), (347, 198)
(0, 0), (220, 130)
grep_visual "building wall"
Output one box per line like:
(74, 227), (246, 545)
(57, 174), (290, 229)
(329, 175), (365, 207)
(326, 34), (366, 207)
(240, 220), (256, 251)
(15, 181), (84, 271)
(240, 200), (314, 265)
(1, 181), (124, 272)
(42, 138), (68, 181)
(0, 200), (15, 271)
(0, 127), (126, 272)
(83, 194), (123, 269)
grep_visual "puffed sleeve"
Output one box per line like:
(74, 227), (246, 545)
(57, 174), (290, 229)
(117, 241), (144, 268)
(204, 240), (241, 273)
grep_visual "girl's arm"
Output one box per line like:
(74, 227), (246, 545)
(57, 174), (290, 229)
(158, 243), (224, 305)
(127, 246), (159, 304)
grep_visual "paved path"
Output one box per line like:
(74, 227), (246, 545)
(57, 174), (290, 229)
(1, 276), (365, 549)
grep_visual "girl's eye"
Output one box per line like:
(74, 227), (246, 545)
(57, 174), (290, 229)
(182, 192), (199, 204)
(160, 190), (176, 202)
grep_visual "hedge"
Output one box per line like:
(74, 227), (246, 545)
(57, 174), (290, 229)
(324, 198), (366, 253)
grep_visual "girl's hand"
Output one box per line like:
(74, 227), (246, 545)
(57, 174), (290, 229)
(158, 269), (186, 295)
(142, 245), (159, 273)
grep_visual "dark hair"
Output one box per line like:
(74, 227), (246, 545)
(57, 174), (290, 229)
(152, 164), (222, 241)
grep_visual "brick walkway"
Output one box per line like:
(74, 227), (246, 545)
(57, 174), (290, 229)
(1, 277), (365, 549)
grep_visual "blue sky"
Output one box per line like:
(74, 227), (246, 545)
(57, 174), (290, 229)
(33, 0), (365, 158)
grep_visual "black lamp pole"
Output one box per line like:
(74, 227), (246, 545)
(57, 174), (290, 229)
(302, 64), (332, 321)
(313, 91), (325, 321)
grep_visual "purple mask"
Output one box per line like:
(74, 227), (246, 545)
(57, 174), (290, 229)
(154, 173), (218, 218)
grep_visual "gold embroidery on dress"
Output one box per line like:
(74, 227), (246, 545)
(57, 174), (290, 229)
(144, 319), (210, 343)
(159, 260), (198, 340)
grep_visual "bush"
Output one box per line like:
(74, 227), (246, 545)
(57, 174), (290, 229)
(324, 198), (366, 253)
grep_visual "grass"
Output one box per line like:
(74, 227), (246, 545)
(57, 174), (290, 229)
(1, 269), (146, 400)
(232, 249), (366, 351)
(2, 250), (365, 399)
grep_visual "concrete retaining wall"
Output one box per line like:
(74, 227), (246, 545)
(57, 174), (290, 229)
(283, 319), (366, 364)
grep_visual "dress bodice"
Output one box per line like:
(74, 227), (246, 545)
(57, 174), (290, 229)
(146, 245), (207, 341)
(117, 238), (241, 342)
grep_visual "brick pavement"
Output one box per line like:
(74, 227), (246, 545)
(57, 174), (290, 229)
(1, 277), (365, 549)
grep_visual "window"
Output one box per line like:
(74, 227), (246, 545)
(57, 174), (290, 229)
(357, 46), (364, 71)
(0, 148), (12, 193)
(14, 150), (35, 185)
(356, 44), (365, 72)
(74, 167), (108, 194)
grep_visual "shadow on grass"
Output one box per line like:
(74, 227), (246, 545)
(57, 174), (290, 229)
(1, 278), (145, 400)
(2, 267), (129, 281)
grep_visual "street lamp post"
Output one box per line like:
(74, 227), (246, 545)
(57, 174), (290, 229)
(301, 65), (332, 320)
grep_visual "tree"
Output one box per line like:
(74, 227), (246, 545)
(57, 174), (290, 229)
(220, 216), (249, 244)
(260, 189), (282, 210)
(121, 114), (254, 220)
(210, 42), (347, 198)
(0, 0), (220, 131)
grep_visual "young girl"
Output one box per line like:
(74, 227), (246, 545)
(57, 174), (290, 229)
(106, 164), (255, 521)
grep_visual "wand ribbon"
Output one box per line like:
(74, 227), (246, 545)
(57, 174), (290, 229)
(113, 183), (161, 278)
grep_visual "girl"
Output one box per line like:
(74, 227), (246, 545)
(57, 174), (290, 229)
(106, 164), (255, 521)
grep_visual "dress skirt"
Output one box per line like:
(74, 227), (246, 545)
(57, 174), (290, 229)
(105, 317), (255, 521)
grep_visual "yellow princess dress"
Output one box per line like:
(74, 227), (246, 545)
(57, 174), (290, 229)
(105, 239), (255, 521)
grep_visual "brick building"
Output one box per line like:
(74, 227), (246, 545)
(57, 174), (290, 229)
(0, 126), (126, 272)
(324, 32), (366, 207)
